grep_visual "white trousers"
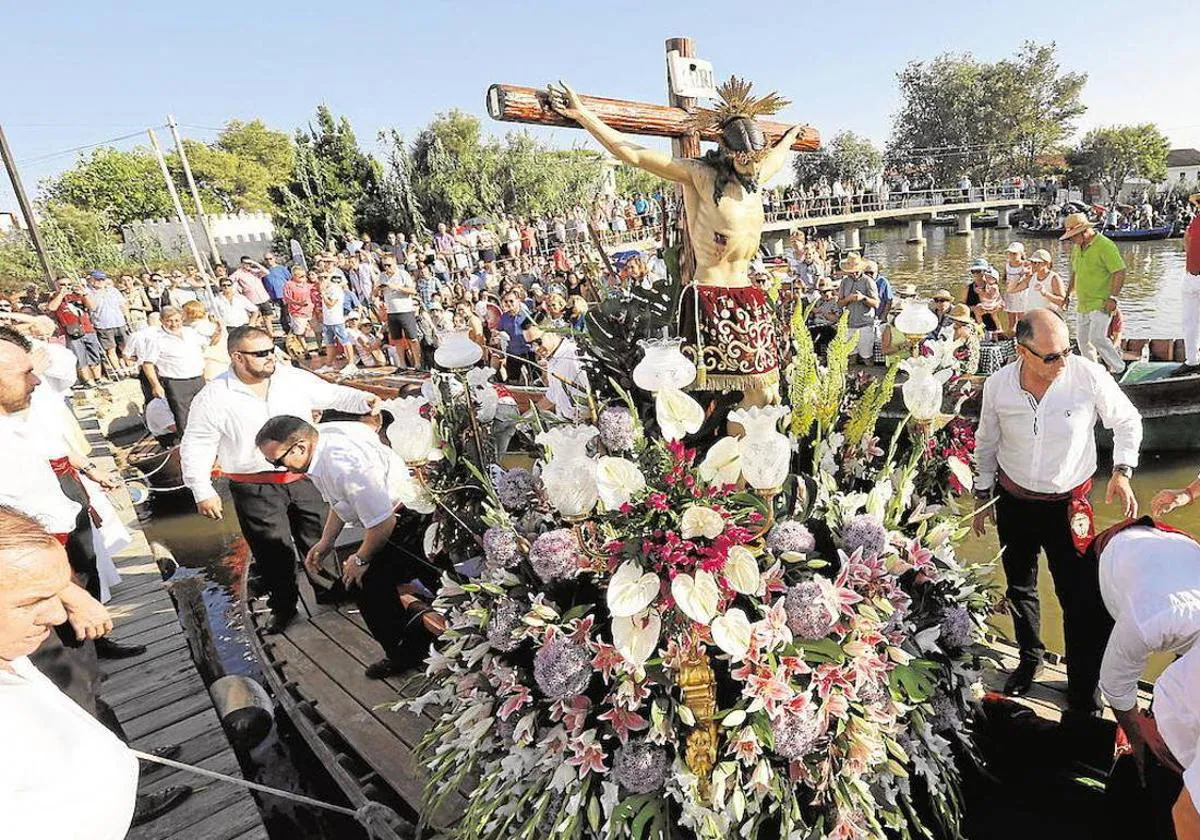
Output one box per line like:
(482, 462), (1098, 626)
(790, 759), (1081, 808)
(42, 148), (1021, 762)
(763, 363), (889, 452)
(852, 324), (875, 361)
(1182, 273), (1200, 365)
(1076, 310), (1124, 372)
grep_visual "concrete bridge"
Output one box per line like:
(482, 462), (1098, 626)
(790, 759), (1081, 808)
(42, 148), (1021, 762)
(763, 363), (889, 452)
(759, 185), (1032, 252)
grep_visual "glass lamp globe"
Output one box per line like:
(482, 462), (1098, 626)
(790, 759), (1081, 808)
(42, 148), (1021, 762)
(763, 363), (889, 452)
(536, 426), (600, 520)
(901, 367), (943, 422)
(382, 395), (438, 465)
(434, 328), (483, 370)
(632, 337), (697, 393)
(893, 303), (939, 340)
(727, 405), (792, 492)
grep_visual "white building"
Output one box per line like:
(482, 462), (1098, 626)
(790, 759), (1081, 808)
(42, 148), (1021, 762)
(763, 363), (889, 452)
(0, 211), (23, 235)
(121, 211), (276, 265)
(1164, 148), (1200, 189)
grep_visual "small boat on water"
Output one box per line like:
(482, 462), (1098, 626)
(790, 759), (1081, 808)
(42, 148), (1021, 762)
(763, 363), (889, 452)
(1017, 223), (1174, 241)
(1017, 223), (1065, 237)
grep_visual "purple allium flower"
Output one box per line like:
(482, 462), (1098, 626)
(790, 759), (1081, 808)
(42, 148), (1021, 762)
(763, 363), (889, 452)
(612, 740), (669, 793)
(767, 520), (816, 555)
(771, 705), (824, 760)
(842, 514), (887, 558)
(598, 406), (637, 452)
(928, 693), (959, 731)
(496, 467), (537, 511)
(856, 677), (888, 706)
(483, 526), (520, 569)
(938, 606), (975, 650)
(486, 598), (523, 652)
(533, 635), (592, 699)
(528, 529), (581, 582)
(784, 580), (838, 639)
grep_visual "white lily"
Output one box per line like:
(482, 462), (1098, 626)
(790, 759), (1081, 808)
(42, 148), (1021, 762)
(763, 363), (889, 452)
(612, 608), (661, 667)
(698, 436), (742, 486)
(723, 545), (761, 595)
(595, 456), (646, 511)
(947, 455), (974, 492)
(680, 505), (725, 540)
(607, 561), (660, 618)
(655, 387), (704, 442)
(397, 469), (436, 514)
(711, 608), (752, 660)
(671, 570), (719, 625)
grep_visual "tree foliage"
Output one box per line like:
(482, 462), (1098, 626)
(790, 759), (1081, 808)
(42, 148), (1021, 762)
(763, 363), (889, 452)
(614, 164), (667, 199)
(172, 119), (293, 213)
(887, 42), (1086, 186)
(1066, 124), (1171, 202)
(0, 203), (143, 290)
(792, 131), (883, 190)
(42, 147), (173, 226)
(271, 105), (384, 253)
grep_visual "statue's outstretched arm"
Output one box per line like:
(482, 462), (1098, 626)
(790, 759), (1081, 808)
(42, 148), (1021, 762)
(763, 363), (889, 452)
(548, 81), (694, 185)
(757, 124), (806, 184)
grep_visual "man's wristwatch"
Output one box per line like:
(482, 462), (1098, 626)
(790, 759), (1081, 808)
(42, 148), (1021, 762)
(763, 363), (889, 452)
(1112, 464), (1134, 479)
(975, 486), (994, 501)
(349, 553), (370, 567)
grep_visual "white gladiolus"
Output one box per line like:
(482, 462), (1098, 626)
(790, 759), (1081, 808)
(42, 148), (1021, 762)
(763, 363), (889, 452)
(595, 456), (647, 510)
(655, 387), (704, 442)
(723, 545), (761, 595)
(711, 608), (752, 660)
(612, 609), (661, 667)
(680, 505), (725, 540)
(671, 570), (719, 625)
(607, 561), (660, 618)
(698, 436), (742, 486)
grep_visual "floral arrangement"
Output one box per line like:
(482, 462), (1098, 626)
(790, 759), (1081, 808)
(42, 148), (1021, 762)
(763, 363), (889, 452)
(394, 317), (997, 839)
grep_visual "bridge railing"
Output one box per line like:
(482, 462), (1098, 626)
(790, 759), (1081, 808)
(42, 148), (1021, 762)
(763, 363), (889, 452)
(762, 185), (1026, 226)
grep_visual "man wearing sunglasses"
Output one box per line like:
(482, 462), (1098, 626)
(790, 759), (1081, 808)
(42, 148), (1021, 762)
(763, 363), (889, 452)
(973, 308), (1142, 708)
(181, 326), (379, 634)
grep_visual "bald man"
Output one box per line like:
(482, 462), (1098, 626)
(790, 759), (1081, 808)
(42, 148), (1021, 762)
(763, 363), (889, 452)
(974, 308), (1143, 710)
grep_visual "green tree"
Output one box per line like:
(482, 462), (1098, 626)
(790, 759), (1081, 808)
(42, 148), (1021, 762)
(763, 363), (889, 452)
(169, 119), (293, 213)
(271, 106), (384, 252)
(1066, 124), (1171, 202)
(378, 129), (428, 236)
(494, 136), (602, 219)
(887, 42), (1086, 186)
(792, 132), (883, 190)
(410, 110), (501, 222)
(0, 204), (128, 289)
(614, 164), (666, 199)
(42, 147), (173, 226)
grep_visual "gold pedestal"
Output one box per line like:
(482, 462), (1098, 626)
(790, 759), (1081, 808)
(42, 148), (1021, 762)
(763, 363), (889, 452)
(677, 648), (719, 794)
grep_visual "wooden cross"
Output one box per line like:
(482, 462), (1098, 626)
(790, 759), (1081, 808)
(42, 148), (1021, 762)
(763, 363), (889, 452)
(485, 38), (820, 162)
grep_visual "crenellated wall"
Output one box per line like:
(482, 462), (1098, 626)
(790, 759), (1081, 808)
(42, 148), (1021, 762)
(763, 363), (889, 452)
(121, 211), (277, 265)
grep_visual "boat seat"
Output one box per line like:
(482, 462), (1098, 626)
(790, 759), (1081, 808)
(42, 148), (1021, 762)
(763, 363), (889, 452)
(1120, 338), (1147, 361)
(1148, 339), (1177, 362)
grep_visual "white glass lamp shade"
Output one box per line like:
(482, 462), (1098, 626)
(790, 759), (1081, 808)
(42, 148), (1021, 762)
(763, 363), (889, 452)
(894, 303), (939, 338)
(434, 328), (483, 370)
(382, 396), (438, 465)
(901, 369), (943, 421)
(727, 405), (792, 491)
(536, 426), (600, 519)
(632, 337), (697, 393)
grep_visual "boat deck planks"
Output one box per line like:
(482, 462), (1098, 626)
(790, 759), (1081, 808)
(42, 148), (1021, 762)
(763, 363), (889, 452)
(93, 460), (269, 840)
(249, 588), (466, 828)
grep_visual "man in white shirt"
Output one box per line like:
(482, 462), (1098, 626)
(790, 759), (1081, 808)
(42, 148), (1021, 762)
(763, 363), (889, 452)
(141, 306), (214, 435)
(319, 277), (353, 371)
(522, 322), (589, 420)
(181, 326), (378, 633)
(123, 312), (162, 404)
(211, 278), (259, 329)
(973, 309), (1142, 707)
(378, 256), (422, 369)
(255, 417), (433, 678)
(1153, 644), (1200, 839)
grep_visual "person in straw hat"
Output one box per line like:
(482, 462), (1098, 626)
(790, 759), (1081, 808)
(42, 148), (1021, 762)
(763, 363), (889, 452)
(1002, 242), (1029, 331)
(837, 253), (880, 364)
(1008, 249), (1067, 314)
(946, 303), (981, 375)
(1061, 212), (1127, 376)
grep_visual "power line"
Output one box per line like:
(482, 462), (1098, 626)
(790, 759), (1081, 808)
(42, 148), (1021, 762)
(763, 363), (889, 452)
(14, 128), (161, 166)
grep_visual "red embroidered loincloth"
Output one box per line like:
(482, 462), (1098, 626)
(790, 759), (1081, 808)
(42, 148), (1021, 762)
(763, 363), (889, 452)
(677, 284), (779, 392)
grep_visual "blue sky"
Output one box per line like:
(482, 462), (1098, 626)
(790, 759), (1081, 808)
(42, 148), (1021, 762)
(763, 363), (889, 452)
(4, 0), (1198, 209)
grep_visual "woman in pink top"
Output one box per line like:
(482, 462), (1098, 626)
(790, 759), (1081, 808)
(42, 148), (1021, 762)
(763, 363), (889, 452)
(283, 267), (316, 338)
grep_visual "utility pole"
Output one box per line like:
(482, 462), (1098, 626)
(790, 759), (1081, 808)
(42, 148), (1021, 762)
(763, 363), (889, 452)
(0, 123), (58, 290)
(167, 114), (220, 268)
(147, 128), (209, 279)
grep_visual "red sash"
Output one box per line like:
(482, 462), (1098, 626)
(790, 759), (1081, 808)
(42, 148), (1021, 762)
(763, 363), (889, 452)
(1090, 516), (1198, 560)
(999, 471), (1096, 553)
(48, 457), (102, 528)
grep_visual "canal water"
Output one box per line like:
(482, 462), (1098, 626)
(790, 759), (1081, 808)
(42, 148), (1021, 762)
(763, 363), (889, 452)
(863, 222), (1195, 677)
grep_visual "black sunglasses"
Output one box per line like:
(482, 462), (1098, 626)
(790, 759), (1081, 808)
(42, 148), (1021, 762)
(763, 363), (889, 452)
(267, 440), (302, 469)
(235, 348), (274, 358)
(1020, 343), (1073, 364)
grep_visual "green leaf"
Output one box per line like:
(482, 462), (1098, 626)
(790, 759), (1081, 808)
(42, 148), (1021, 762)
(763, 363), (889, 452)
(794, 637), (846, 664)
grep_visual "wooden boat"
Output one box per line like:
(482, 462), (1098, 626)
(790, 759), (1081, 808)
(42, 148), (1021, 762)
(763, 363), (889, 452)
(971, 212), (999, 228)
(123, 435), (186, 496)
(1017, 223), (1065, 237)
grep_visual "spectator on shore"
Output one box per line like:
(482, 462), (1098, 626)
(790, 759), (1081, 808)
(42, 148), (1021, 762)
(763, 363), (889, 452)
(46, 278), (103, 386)
(836, 254), (879, 364)
(211, 277), (259, 329)
(141, 305), (215, 435)
(283, 267), (316, 346)
(262, 253), (292, 332)
(230, 256), (273, 320)
(86, 271), (132, 379)
(319, 277), (354, 372)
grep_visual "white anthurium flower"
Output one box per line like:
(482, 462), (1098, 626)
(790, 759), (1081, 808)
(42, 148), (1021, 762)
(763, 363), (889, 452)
(612, 608), (661, 667)
(698, 436), (742, 486)
(595, 456), (646, 511)
(671, 570), (719, 625)
(397, 469), (436, 514)
(655, 387), (704, 442)
(947, 456), (974, 492)
(865, 479), (894, 520)
(680, 505), (725, 540)
(711, 608), (752, 660)
(607, 561), (660, 618)
(723, 545), (761, 595)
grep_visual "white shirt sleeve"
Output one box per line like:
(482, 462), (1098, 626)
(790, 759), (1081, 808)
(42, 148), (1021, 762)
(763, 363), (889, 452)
(1092, 365), (1142, 468)
(295, 368), (374, 414)
(974, 376), (1000, 491)
(1099, 614), (1151, 712)
(180, 388), (221, 502)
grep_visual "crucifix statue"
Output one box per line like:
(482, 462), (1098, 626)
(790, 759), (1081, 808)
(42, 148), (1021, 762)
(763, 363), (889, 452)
(487, 46), (818, 406)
